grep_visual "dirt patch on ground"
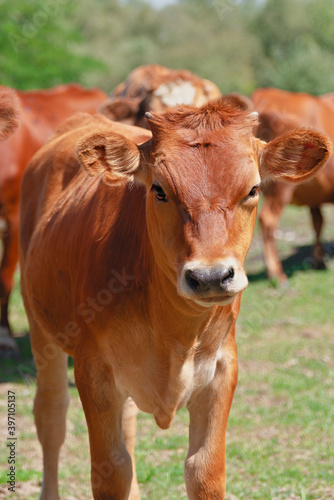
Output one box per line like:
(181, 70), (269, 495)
(0, 481), (40, 499)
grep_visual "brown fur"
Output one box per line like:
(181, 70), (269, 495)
(0, 87), (20, 141)
(252, 87), (334, 281)
(145, 97), (256, 130)
(19, 101), (331, 499)
(0, 84), (108, 351)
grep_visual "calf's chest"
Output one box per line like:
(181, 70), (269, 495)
(103, 319), (231, 429)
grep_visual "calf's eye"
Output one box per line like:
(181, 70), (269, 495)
(151, 184), (168, 202)
(248, 184), (261, 198)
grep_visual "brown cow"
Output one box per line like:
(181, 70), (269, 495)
(19, 99), (331, 499)
(0, 87), (20, 352)
(321, 92), (334, 108)
(252, 87), (334, 282)
(100, 64), (222, 127)
(0, 83), (107, 354)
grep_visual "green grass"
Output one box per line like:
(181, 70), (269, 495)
(228, 273), (334, 499)
(0, 204), (334, 499)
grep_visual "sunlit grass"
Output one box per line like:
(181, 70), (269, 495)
(1, 204), (334, 499)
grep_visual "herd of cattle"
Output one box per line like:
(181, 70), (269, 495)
(1, 64), (333, 499)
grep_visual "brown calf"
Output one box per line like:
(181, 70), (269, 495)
(19, 99), (331, 499)
(252, 87), (334, 282)
(0, 83), (107, 354)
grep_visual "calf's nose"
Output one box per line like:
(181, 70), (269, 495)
(185, 266), (235, 294)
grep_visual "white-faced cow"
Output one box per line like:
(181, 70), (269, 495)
(19, 98), (332, 499)
(99, 64), (222, 128)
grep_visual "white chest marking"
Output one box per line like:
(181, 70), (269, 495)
(179, 348), (223, 405)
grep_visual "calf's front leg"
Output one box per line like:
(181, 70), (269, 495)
(185, 338), (238, 499)
(122, 398), (141, 500)
(75, 350), (134, 500)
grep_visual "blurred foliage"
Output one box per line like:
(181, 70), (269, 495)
(248, 0), (334, 93)
(0, 0), (106, 89)
(0, 0), (334, 95)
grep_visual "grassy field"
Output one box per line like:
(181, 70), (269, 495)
(0, 204), (334, 500)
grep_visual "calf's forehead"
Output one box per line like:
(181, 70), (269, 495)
(151, 127), (260, 203)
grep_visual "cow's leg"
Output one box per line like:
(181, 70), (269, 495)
(0, 211), (19, 355)
(29, 320), (69, 500)
(310, 206), (326, 268)
(259, 190), (292, 283)
(185, 338), (238, 499)
(75, 349), (133, 500)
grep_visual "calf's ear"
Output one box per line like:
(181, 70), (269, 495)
(0, 87), (20, 141)
(76, 131), (143, 186)
(222, 93), (254, 111)
(259, 129), (333, 183)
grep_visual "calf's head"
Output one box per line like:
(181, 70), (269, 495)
(77, 99), (332, 306)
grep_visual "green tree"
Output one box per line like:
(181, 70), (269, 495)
(0, 0), (105, 89)
(249, 0), (334, 94)
(1, 0), (334, 96)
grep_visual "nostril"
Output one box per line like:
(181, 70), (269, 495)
(185, 270), (202, 291)
(220, 267), (234, 286)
